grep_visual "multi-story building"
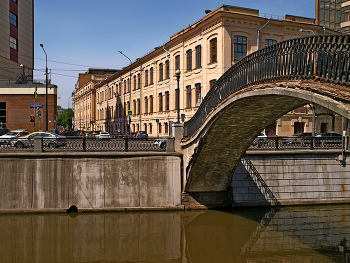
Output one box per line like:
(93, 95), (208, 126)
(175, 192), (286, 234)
(0, 0), (58, 132)
(316, 0), (350, 33)
(73, 69), (119, 131)
(0, 0), (34, 82)
(90, 5), (332, 137)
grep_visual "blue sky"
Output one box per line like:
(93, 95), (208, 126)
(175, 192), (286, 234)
(34, 0), (315, 108)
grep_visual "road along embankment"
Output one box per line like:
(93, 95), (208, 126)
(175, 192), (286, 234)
(0, 152), (183, 213)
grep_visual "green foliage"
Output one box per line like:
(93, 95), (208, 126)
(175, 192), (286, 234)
(57, 108), (74, 130)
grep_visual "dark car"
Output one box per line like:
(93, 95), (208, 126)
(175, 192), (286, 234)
(134, 131), (148, 140)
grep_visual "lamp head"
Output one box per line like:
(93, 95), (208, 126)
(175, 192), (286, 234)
(175, 69), (181, 76)
(40, 44), (43, 48)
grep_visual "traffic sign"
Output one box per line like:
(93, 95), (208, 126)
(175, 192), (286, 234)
(156, 119), (159, 123)
(118, 118), (122, 123)
(181, 114), (185, 118)
(30, 104), (43, 108)
(127, 110), (133, 116)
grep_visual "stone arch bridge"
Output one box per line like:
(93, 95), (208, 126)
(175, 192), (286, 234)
(181, 34), (350, 193)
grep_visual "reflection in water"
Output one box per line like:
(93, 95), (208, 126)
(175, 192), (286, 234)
(0, 205), (350, 262)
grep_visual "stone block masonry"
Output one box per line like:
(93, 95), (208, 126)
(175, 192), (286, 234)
(231, 151), (350, 207)
(0, 152), (182, 213)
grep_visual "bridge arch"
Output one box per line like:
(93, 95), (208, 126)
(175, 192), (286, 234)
(182, 34), (350, 193)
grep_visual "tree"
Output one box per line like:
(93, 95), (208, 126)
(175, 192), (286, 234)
(57, 108), (74, 130)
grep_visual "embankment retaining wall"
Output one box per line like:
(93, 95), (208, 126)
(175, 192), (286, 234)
(0, 152), (182, 213)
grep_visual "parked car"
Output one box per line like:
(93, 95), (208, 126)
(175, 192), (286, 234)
(95, 131), (110, 140)
(153, 137), (167, 149)
(0, 128), (9, 136)
(283, 132), (314, 145)
(0, 129), (30, 145)
(134, 131), (148, 140)
(251, 132), (267, 146)
(11, 132), (66, 149)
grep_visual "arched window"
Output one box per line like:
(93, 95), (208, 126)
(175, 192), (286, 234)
(195, 83), (201, 106)
(186, 49), (192, 71)
(150, 67), (154, 84)
(234, 35), (247, 61)
(159, 63), (163, 81)
(210, 38), (217, 63)
(175, 55), (180, 71)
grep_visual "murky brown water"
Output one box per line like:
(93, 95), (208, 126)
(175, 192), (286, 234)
(1, 205), (350, 262)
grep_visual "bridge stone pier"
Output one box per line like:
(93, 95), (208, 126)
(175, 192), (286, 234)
(180, 35), (350, 207)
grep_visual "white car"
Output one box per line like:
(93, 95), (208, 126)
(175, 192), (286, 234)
(153, 138), (167, 149)
(0, 129), (30, 145)
(95, 131), (110, 140)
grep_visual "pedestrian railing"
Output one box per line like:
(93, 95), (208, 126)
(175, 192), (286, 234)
(248, 136), (348, 151)
(0, 136), (167, 153)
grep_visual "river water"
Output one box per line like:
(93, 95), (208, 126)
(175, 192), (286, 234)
(1, 204), (350, 262)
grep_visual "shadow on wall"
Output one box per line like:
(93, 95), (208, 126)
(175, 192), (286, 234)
(231, 158), (281, 207)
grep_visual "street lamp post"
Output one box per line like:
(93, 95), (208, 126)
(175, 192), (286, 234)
(119, 51), (132, 134)
(175, 70), (181, 123)
(40, 44), (48, 132)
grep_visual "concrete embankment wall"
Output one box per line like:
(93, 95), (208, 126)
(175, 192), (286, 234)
(231, 151), (350, 207)
(0, 152), (182, 213)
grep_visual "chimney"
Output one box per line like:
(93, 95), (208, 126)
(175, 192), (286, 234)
(205, 10), (211, 14)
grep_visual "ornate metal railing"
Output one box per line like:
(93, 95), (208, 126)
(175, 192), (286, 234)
(248, 136), (347, 151)
(184, 34), (350, 137)
(0, 137), (166, 153)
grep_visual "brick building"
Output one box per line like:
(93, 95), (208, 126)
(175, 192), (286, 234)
(0, 83), (57, 132)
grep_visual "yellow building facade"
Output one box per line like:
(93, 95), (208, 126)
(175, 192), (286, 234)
(78, 5), (335, 137)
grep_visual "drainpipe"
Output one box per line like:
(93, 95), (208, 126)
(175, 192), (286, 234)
(257, 19), (270, 50)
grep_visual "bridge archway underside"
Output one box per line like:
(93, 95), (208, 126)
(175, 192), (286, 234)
(183, 81), (350, 192)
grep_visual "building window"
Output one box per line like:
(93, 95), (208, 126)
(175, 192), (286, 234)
(159, 93), (163, 112)
(195, 83), (201, 106)
(165, 60), (170, 79)
(165, 91), (169, 111)
(138, 73), (141, 89)
(10, 12), (17, 27)
(133, 100), (136, 114)
(175, 55), (180, 71)
(234, 35), (247, 61)
(186, 49), (192, 71)
(145, 70), (148, 86)
(124, 80), (126, 94)
(265, 39), (277, 47)
(321, 122), (328, 134)
(195, 45), (202, 68)
(149, 123), (153, 134)
(165, 123), (168, 134)
(159, 63), (163, 81)
(158, 123), (162, 134)
(144, 97), (148, 114)
(150, 95), (153, 113)
(128, 78), (130, 92)
(0, 102), (6, 127)
(209, 79), (217, 89)
(133, 75), (136, 90)
(210, 38), (217, 63)
(186, 85), (192, 108)
(10, 36), (17, 50)
(175, 87), (178, 110)
(12, 0), (17, 3)
(137, 99), (140, 115)
(150, 67), (154, 84)
(294, 122), (304, 134)
(144, 123), (147, 133)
